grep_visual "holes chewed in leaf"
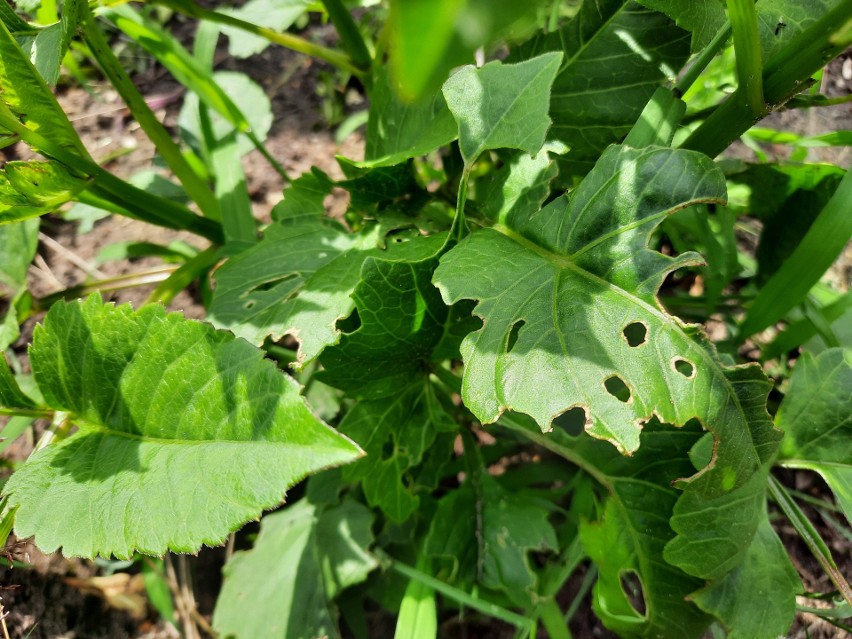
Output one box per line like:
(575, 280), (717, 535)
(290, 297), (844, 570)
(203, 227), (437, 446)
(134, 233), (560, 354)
(673, 358), (695, 378)
(604, 376), (631, 403)
(336, 308), (362, 334)
(248, 272), (298, 294)
(553, 406), (588, 436)
(506, 320), (525, 353)
(622, 322), (647, 347)
(620, 570), (647, 616)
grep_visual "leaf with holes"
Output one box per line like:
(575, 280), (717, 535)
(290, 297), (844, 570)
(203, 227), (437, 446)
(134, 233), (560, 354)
(213, 497), (378, 639)
(509, 0), (690, 178)
(434, 144), (781, 580)
(776, 348), (852, 523)
(0, 294), (362, 558)
(573, 422), (711, 638)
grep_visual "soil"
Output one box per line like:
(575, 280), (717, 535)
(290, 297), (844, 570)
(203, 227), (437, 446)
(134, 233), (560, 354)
(0, 12), (850, 639)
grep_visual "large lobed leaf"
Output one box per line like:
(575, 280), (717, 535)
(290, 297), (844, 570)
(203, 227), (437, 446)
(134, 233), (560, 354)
(776, 348), (852, 523)
(2, 295), (361, 558)
(434, 144), (781, 580)
(510, 0), (690, 178)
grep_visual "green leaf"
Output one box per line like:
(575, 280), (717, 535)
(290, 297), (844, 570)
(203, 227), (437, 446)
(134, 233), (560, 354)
(509, 0), (690, 178)
(210, 175), (442, 364)
(776, 348), (852, 523)
(365, 67), (457, 165)
(220, 0), (312, 58)
(691, 513), (800, 639)
(442, 52), (563, 165)
(478, 142), (566, 226)
(0, 18), (89, 157)
(434, 146), (725, 449)
(434, 145), (780, 581)
(3, 159), (90, 205)
(755, 0), (847, 62)
(337, 382), (456, 522)
(1, 294), (362, 558)
(317, 233), (450, 399)
(0, 217), (38, 292)
(636, 0), (727, 51)
(213, 497), (378, 639)
(425, 473), (556, 606)
(0, 354), (36, 409)
(575, 424), (710, 638)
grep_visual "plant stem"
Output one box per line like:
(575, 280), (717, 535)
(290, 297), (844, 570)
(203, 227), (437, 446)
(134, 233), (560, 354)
(320, 0), (372, 73)
(80, 8), (221, 221)
(0, 407), (54, 419)
(681, 0), (852, 157)
(727, 0), (763, 114)
(768, 475), (852, 606)
(674, 21), (731, 97)
(146, 246), (220, 305)
(153, 0), (363, 79)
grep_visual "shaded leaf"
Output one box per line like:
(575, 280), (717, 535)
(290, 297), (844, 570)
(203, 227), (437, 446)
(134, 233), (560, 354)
(213, 498), (377, 639)
(636, 0), (726, 51)
(691, 513), (800, 639)
(2, 295), (362, 558)
(776, 348), (852, 523)
(575, 424), (710, 638)
(509, 0), (690, 178)
(442, 52), (563, 165)
(425, 474), (556, 606)
(0, 217), (38, 292)
(365, 67), (457, 165)
(337, 382), (456, 523)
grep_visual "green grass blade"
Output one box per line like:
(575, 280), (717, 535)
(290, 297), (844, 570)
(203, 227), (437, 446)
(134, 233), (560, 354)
(382, 552), (534, 631)
(108, 4), (288, 182)
(727, 0), (763, 114)
(768, 475), (852, 606)
(79, 7), (220, 221)
(739, 164), (852, 339)
(394, 555), (438, 639)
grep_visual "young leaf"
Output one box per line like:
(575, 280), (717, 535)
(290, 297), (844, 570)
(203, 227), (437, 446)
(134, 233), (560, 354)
(690, 513), (801, 639)
(213, 498), (377, 639)
(425, 473), (557, 606)
(776, 348), (852, 523)
(509, 0), (690, 178)
(442, 52), (563, 165)
(636, 0), (727, 51)
(1, 295), (362, 558)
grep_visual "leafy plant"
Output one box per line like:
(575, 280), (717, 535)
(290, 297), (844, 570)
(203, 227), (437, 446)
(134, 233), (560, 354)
(0, 0), (851, 637)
